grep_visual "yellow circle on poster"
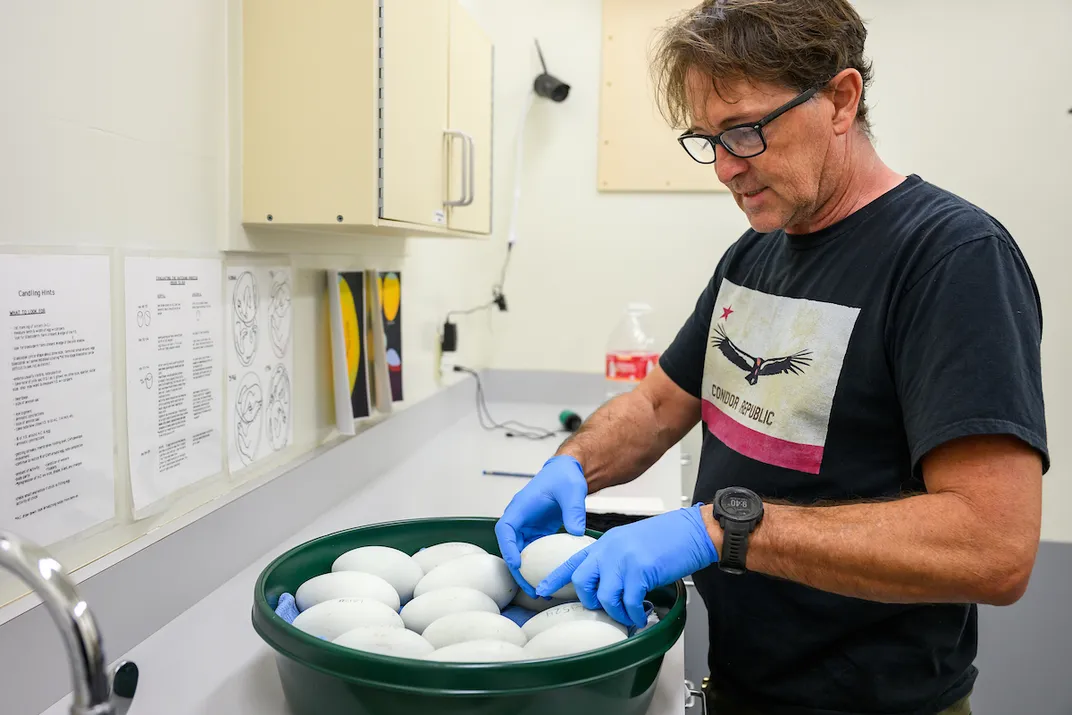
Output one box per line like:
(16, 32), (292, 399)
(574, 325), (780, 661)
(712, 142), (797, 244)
(381, 273), (401, 323)
(338, 276), (360, 392)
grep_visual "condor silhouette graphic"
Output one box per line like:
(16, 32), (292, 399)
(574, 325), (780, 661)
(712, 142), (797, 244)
(712, 324), (812, 386)
(701, 279), (860, 474)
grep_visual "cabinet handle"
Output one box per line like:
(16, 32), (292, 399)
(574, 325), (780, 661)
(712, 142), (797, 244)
(463, 132), (475, 207)
(443, 130), (473, 208)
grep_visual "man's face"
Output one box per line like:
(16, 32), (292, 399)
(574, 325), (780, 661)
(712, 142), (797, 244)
(685, 69), (835, 234)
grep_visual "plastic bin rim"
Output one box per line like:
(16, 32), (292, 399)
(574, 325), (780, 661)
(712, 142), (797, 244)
(251, 517), (688, 695)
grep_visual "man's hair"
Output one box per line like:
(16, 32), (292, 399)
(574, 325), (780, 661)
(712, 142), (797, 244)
(651, 0), (875, 135)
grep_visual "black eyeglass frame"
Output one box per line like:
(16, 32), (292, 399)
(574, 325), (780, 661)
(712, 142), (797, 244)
(677, 85), (821, 163)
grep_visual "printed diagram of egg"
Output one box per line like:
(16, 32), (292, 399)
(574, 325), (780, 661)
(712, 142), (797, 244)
(234, 372), (263, 465)
(232, 271), (258, 367)
(380, 272), (400, 323)
(267, 363), (291, 452)
(386, 348), (401, 373)
(269, 271), (292, 359)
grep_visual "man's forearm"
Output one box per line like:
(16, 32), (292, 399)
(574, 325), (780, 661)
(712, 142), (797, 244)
(557, 389), (683, 494)
(699, 492), (1037, 606)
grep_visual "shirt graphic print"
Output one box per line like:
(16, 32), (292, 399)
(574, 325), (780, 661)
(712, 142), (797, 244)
(701, 279), (860, 474)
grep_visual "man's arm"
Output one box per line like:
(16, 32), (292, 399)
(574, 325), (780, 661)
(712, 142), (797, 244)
(559, 366), (701, 494)
(700, 434), (1043, 606)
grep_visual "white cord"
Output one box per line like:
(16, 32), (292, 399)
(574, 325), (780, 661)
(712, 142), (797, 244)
(506, 90), (536, 248)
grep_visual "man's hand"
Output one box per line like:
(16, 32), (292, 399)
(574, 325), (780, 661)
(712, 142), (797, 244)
(535, 505), (719, 628)
(494, 455), (589, 597)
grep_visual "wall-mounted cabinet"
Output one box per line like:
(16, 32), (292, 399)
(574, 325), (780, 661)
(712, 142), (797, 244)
(242, 0), (493, 237)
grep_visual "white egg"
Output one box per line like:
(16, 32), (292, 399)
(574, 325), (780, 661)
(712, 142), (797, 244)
(518, 534), (596, 600)
(413, 553), (518, 609)
(331, 546), (424, 604)
(521, 601), (629, 641)
(422, 611), (528, 649)
(295, 571), (400, 612)
(424, 639), (528, 663)
(412, 542), (487, 574)
(291, 597), (404, 640)
(510, 591), (572, 613)
(399, 586), (500, 634)
(523, 620), (627, 660)
(333, 626), (434, 659)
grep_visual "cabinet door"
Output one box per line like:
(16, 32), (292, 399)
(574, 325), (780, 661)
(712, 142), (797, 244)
(446, 2), (493, 234)
(381, 0), (449, 228)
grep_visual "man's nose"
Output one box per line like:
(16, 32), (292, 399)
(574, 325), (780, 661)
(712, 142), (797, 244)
(714, 144), (749, 185)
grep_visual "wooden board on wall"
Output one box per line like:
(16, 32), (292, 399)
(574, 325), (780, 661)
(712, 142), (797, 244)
(598, 0), (727, 193)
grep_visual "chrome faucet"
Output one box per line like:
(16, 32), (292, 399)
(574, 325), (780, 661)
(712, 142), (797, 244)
(0, 530), (137, 715)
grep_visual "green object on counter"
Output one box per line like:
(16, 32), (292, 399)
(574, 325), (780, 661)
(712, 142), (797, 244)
(252, 516), (686, 715)
(559, 410), (583, 431)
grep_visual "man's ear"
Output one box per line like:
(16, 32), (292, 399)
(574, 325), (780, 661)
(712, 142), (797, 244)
(827, 68), (863, 136)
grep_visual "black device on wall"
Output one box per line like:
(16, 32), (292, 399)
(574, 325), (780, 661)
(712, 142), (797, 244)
(440, 38), (570, 355)
(533, 39), (570, 102)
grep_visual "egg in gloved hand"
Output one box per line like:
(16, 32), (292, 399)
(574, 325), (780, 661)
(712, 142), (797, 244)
(519, 534), (596, 600)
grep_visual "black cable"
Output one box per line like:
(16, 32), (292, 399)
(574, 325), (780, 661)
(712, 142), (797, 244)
(453, 365), (559, 440)
(492, 244), (513, 296)
(446, 299), (497, 321)
(444, 244), (513, 329)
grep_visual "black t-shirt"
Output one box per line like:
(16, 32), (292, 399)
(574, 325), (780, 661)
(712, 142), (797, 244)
(659, 175), (1048, 715)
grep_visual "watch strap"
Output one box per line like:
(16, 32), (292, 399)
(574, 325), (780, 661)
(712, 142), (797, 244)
(719, 520), (751, 575)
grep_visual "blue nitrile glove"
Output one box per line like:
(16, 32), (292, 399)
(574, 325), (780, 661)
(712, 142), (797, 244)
(494, 455), (589, 598)
(274, 593), (299, 624)
(535, 504), (718, 629)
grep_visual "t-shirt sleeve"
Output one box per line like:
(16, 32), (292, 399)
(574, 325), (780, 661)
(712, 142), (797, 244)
(889, 234), (1049, 473)
(659, 271), (720, 398)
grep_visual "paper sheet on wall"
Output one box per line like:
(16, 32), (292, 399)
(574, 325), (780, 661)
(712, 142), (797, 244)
(125, 258), (223, 511)
(366, 272), (391, 415)
(327, 271), (371, 435)
(226, 266), (293, 472)
(378, 271), (403, 402)
(0, 254), (115, 545)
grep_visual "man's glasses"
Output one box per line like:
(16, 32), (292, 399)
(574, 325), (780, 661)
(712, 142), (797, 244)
(677, 86), (820, 164)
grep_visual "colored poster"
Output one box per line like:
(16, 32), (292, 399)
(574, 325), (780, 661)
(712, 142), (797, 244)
(379, 271), (403, 402)
(327, 271), (371, 435)
(365, 273), (391, 415)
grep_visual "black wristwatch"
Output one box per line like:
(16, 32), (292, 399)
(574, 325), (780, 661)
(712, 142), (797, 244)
(712, 487), (764, 575)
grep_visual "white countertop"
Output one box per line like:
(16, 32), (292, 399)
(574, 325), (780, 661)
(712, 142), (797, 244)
(41, 402), (687, 715)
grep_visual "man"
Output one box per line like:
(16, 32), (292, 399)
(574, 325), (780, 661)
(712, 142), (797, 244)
(495, 1), (1048, 713)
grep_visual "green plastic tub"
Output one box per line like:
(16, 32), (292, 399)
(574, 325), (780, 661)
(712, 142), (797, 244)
(252, 517), (687, 715)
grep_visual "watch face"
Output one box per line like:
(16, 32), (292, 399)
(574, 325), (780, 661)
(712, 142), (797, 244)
(718, 489), (762, 521)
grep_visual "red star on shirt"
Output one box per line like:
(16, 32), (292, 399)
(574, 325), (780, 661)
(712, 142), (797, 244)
(720, 306), (734, 321)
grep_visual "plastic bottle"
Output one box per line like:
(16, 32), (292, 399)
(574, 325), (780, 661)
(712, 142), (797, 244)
(605, 303), (660, 401)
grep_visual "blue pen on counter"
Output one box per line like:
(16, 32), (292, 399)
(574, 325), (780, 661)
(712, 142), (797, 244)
(482, 469), (537, 478)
